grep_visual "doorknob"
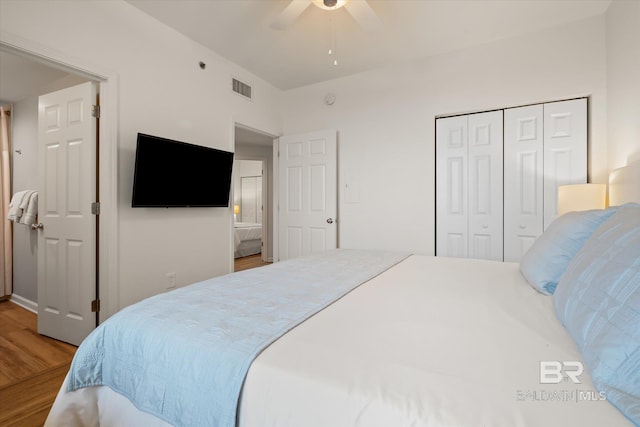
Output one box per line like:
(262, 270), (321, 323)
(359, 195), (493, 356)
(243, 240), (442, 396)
(30, 223), (44, 231)
(326, 218), (335, 224)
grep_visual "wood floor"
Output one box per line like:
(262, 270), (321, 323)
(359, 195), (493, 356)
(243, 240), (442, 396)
(0, 301), (76, 427)
(234, 253), (271, 272)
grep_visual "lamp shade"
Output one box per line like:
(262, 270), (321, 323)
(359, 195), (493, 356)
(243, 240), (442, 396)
(234, 205), (240, 215)
(557, 184), (606, 216)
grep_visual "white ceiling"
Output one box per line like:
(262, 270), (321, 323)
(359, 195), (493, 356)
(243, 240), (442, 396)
(126, 0), (611, 90)
(0, 0), (611, 104)
(0, 51), (70, 104)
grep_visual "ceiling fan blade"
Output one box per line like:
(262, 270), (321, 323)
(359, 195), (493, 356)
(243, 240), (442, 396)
(270, 0), (313, 30)
(344, 0), (383, 33)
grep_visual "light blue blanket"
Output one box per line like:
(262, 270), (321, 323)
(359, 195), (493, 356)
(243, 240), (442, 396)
(68, 249), (409, 427)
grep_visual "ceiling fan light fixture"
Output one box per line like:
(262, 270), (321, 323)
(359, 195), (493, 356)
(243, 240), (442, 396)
(313, 0), (348, 11)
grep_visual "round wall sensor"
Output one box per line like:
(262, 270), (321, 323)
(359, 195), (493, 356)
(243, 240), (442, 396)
(324, 93), (336, 106)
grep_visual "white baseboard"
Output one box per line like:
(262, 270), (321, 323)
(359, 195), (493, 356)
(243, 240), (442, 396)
(10, 294), (37, 314)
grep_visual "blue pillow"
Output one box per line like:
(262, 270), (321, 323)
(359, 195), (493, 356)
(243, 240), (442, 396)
(519, 206), (619, 295)
(553, 204), (640, 425)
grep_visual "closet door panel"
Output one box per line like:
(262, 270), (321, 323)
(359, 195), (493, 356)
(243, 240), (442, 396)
(436, 116), (468, 258)
(467, 111), (503, 261)
(504, 104), (544, 262)
(543, 98), (587, 229)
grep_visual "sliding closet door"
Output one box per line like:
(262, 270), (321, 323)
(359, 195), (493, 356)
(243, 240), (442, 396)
(436, 115), (468, 258)
(543, 98), (587, 229)
(504, 104), (544, 262)
(467, 111), (503, 261)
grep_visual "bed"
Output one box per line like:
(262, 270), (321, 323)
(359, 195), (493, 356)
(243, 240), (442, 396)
(234, 222), (262, 258)
(45, 161), (640, 427)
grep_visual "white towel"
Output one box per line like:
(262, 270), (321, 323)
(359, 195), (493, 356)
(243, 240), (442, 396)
(7, 190), (31, 222)
(20, 191), (38, 225)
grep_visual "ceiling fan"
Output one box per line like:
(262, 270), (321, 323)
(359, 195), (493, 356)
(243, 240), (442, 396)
(271, 0), (383, 33)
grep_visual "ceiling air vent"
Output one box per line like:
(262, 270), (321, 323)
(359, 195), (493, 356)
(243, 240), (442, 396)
(232, 78), (252, 100)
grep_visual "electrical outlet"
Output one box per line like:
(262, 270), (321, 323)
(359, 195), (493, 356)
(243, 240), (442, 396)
(166, 272), (176, 289)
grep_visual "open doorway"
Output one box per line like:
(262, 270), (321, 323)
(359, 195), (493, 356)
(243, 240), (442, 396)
(0, 37), (119, 330)
(0, 49), (91, 311)
(233, 124), (275, 272)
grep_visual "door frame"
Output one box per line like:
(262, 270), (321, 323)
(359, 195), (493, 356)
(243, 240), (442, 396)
(1, 30), (119, 324)
(231, 122), (277, 270)
(273, 138), (279, 262)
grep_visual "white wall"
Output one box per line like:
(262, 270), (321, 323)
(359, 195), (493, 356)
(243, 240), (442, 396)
(606, 0), (640, 171)
(9, 96), (38, 303)
(281, 15), (607, 255)
(1, 1), (627, 311)
(1, 0), (282, 308)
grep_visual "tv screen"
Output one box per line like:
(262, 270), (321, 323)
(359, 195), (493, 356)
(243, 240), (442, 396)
(131, 133), (234, 207)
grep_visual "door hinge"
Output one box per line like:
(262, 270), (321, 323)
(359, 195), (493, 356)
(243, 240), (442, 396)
(91, 202), (100, 215)
(92, 104), (100, 118)
(91, 299), (101, 312)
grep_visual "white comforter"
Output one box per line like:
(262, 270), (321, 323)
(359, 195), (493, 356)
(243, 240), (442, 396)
(46, 255), (632, 427)
(233, 222), (262, 250)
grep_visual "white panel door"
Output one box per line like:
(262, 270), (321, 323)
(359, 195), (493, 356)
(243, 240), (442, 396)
(467, 111), (503, 261)
(436, 116), (468, 258)
(543, 98), (587, 229)
(278, 130), (337, 261)
(504, 104), (544, 262)
(37, 81), (97, 346)
(241, 176), (258, 223)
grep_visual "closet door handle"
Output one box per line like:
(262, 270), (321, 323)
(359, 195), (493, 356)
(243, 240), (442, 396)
(326, 218), (335, 224)
(30, 223), (44, 231)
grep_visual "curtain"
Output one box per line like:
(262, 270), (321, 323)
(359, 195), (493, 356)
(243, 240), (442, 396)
(0, 106), (12, 297)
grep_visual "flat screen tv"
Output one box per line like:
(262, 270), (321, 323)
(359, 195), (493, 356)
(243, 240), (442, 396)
(131, 133), (234, 207)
